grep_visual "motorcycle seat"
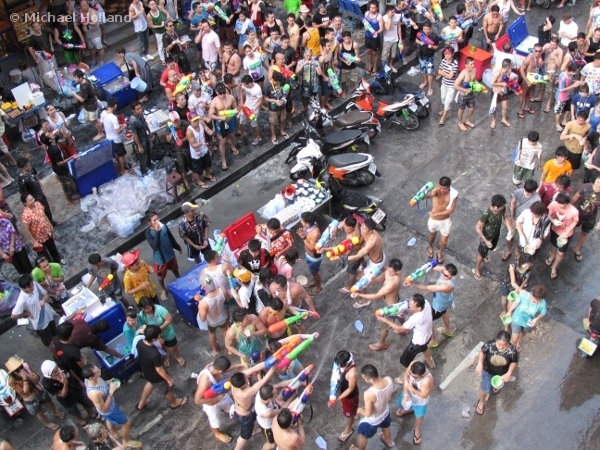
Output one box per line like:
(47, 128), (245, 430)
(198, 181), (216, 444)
(329, 153), (370, 167)
(394, 81), (421, 95)
(322, 129), (362, 145)
(377, 94), (410, 104)
(334, 111), (372, 127)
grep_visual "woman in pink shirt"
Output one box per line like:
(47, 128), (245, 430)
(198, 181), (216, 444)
(275, 247), (299, 279)
(546, 192), (579, 279)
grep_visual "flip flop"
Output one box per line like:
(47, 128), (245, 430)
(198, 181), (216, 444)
(490, 121), (496, 129)
(574, 250), (583, 262)
(426, 247), (434, 259)
(476, 399), (485, 415)
(501, 120), (511, 127)
(124, 441), (143, 449)
(353, 300), (371, 309)
(428, 341), (439, 348)
(379, 432), (395, 448)
(437, 327), (454, 338)
(280, 132), (290, 140)
(309, 287), (322, 295)
(170, 396), (188, 410)
(271, 137), (279, 145)
(544, 257), (554, 266)
(368, 343), (388, 351)
(221, 165), (228, 171)
(550, 269), (558, 279)
(544, 108), (551, 113)
(471, 268), (482, 281)
(526, 109), (536, 114)
(195, 182), (209, 189)
(204, 175), (217, 182)
(53, 411), (66, 419)
(338, 429), (354, 442)
(517, 112), (525, 119)
(177, 357), (186, 367)
(501, 251), (511, 261)
(413, 432), (422, 445)
(45, 423), (59, 431)
(231, 148), (239, 156)
(465, 122), (475, 128)
(215, 433), (233, 443)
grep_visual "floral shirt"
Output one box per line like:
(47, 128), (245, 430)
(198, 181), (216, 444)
(123, 260), (157, 304)
(257, 225), (294, 258)
(21, 201), (53, 243)
(0, 218), (24, 253)
(178, 212), (210, 246)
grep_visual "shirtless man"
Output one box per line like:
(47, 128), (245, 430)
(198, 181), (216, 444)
(318, 39), (336, 109)
(426, 176), (458, 263)
(225, 308), (267, 366)
(296, 212), (323, 295)
(286, 14), (300, 51)
(489, 58), (513, 129)
(347, 218), (385, 279)
(222, 41), (242, 85)
(209, 83), (239, 171)
(454, 57), (477, 131)
(230, 366), (277, 450)
(53, 426), (86, 450)
(270, 275), (320, 319)
(258, 297), (301, 342)
(351, 259), (404, 352)
(541, 37), (564, 113)
(518, 43), (544, 117)
(272, 409), (306, 450)
(323, 216), (362, 294)
(482, 5), (504, 51)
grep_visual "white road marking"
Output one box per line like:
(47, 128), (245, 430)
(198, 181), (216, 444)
(439, 342), (483, 390)
(322, 267), (347, 288)
(136, 408), (170, 436)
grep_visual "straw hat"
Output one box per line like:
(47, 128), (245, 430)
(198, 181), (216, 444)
(5, 356), (24, 374)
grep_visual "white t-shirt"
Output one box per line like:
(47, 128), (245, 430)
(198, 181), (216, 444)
(101, 111), (122, 143)
(403, 300), (433, 345)
(558, 20), (578, 47)
(581, 63), (600, 95)
(201, 30), (221, 63)
(382, 14), (401, 43)
(12, 282), (54, 331)
(516, 138), (543, 170)
(244, 54), (265, 80)
(255, 392), (280, 429)
(242, 83), (263, 111)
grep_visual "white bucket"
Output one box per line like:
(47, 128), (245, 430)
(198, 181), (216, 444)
(130, 77), (147, 92)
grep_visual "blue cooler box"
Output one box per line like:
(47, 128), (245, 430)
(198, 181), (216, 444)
(88, 302), (127, 343)
(68, 140), (117, 196)
(93, 333), (140, 381)
(91, 62), (138, 108)
(168, 262), (207, 327)
(508, 16), (538, 57)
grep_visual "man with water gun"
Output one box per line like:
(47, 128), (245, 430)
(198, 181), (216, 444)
(321, 216), (363, 294)
(363, 1), (384, 75)
(423, 176), (458, 264)
(416, 21), (440, 97)
(272, 408), (306, 449)
(337, 31), (361, 96)
(87, 253), (129, 308)
(297, 211), (323, 295)
(348, 219), (386, 291)
(440, 16), (463, 53)
(270, 275), (320, 323)
(518, 43), (544, 118)
(240, 74), (263, 146)
(351, 259), (404, 352)
(208, 83), (239, 171)
(453, 56), (477, 131)
(329, 350), (359, 443)
(489, 58), (516, 129)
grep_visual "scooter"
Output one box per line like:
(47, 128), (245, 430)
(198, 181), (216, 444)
(370, 63), (431, 118)
(346, 79), (420, 131)
(307, 99), (382, 140)
(322, 173), (387, 231)
(579, 321), (600, 358)
(285, 121), (371, 165)
(0, 370), (24, 417)
(289, 138), (380, 186)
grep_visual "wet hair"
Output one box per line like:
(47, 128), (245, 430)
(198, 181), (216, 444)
(277, 408), (293, 428)
(272, 71), (285, 83)
(224, 73), (234, 85)
(530, 201), (546, 216)
(555, 192), (570, 204)
(411, 361), (426, 376)
(230, 372), (247, 388)
(491, 194), (507, 208)
(267, 218), (281, 230)
(205, 250), (219, 263)
(344, 216), (357, 227)
(342, 30), (351, 38)
(531, 285), (546, 299)
(259, 384), (274, 400)
(213, 356), (231, 372)
(527, 131), (539, 142)
(567, 41), (577, 52)
(362, 218), (377, 231)
(18, 274), (33, 289)
(144, 325), (162, 341)
(456, 4), (465, 13)
(518, 253), (534, 267)
(107, 98), (118, 109)
(439, 176), (451, 187)
(17, 156), (29, 169)
(56, 322), (74, 340)
(423, 21), (432, 29)
(139, 297), (156, 313)
(91, 320), (109, 335)
(81, 364), (97, 379)
(248, 239), (262, 252)
(577, 110), (589, 120)
(259, 267), (273, 285)
(555, 146), (568, 158)
(72, 69), (84, 78)
(232, 308), (248, 323)
(335, 350), (352, 367)
(241, 74), (253, 84)
(445, 263), (458, 276)
(491, 4), (500, 11)
(301, 211), (316, 224)
(496, 330), (511, 342)
(126, 307), (138, 319)
(88, 253), (102, 265)
(523, 179), (538, 193)
(284, 247), (299, 264)
(361, 363), (379, 379)
(270, 297), (284, 312)
(389, 259), (403, 271)
(36, 256), (48, 267)
(411, 293), (425, 309)
(60, 426), (77, 443)
(555, 174), (571, 188)
(273, 274), (287, 288)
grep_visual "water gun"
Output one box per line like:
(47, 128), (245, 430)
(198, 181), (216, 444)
(39, 50), (53, 60)
(278, 334), (318, 370)
(62, 43), (86, 50)
(328, 362), (342, 406)
(460, 19), (475, 29)
(251, 351), (262, 365)
(214, 233), (227, 254)
(267, 312), (308, 334)
(219, 109), (238, 118)
(264, 336), (302, 369)
(167, 121), (182, 146)
(273, 65), (296, 79)
(375, 300), (409, 317)
(242, 105), (256, 121)
(282, 84), (290, 94)
(325, 236), (360, 259)
(98, 274), (114, 292)
(404, 259), (438, 286)
(362, 20), (378, 37)
(409, 181), (434, 206)
(398, 40), (405, 55)
(213, 4), (229, 21)
(203, 378), (231, 398)
(341, 53), (362, 64)
(431, 0), (444, 21)
(281, 364), (314, 400)
(227, 272), (237, 289)
(327, 68), (342, 95)
(290, 384), (313, 424)
(351, 267), (382, 293)
(441, 33), (459, 42)
(462, 81), (488, 93)
(526, 73), (549, 85)
(417, 32), (436, 47)
(502, 75), (522, 95)
(173, 74), (193, 96)
(315, 219), (339, 251)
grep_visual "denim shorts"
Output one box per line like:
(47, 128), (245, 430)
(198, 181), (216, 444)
(480, 370), (493, 394)
(511, 322), (531, 334)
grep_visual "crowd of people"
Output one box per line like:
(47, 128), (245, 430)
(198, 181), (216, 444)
(2, 0), (600, 449)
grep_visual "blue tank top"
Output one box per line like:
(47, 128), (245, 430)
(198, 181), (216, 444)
(85, 378), (116, 415)
(432, 276), (456, 313)
(364, 12), (380, 39)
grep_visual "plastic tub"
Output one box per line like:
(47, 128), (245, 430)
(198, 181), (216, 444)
(130, 77), (147, 92)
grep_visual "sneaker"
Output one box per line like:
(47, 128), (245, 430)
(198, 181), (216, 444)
(556, 125), (563, 132)
(190, 372), (199, 379)
(145, 54), (155, 60)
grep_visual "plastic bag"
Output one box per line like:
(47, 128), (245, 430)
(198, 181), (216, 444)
(107, 213), (141, 238)
(263, 194), (286, 218)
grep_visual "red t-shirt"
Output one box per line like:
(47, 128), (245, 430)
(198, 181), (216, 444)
(160, 63), (181, 85)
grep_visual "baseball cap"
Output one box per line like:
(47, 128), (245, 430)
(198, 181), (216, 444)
(41, 360), (57, 378)
(233, 267), (252, 284)
(181, 202), (198, 213)
(300, 4), (310, 13)
(215, 83), (226, 94)
(200, 274), (216, 292)
(169, 111), (180, 122)
(187, 111), (201, 122)
(191, 82), (202, 91)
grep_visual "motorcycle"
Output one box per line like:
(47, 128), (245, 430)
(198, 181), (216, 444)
(307, 99), (382, 140)
(370, 63), (431, 119)
(0, 370), (24, 417)
(578, 322), (599, 358)
(345, 79), (420, 131)
(285, 121), (371, 165)
(322, 173), (388, 231)
(289, 138), (380, 186)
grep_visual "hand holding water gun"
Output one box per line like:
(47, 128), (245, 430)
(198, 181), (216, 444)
(281, 364), (314, 400)
(460, 19), (475, 29)
(462, 81), (488, 93)
(404, 259), (438, 286)
(417, 32), (435, 47)
(351, 267), (382, 293)
(273, 65), (296, 79)
(203, 378), (231, 398)
(375, 300), (410, 317)
(290, 384), (313, 423)
(431, 0), (444, 21)
(341, 53), (362, 64)
(409, 181), (434, 206)
(328, 362), (342, 406)
(264, 336), (302, 369)
(278, 333), (318, 370)
(267, 312), (309, 334)
(327, 68), (342, 94)
(315, 219), (339, 251)
(502, 75), (522, 95)
(213, 4), (230, 22)
(214, 233), (227, 254)
(363, 20), (378, 37)
(325, 236), (360, 259)
(242, 105), (256, 121)
(167, 121), (182, 146)
(218, 109), (238, 118)
(173, 74), (193, 96)
(526, 73), (549, 85)
(98, 274), (114, 292)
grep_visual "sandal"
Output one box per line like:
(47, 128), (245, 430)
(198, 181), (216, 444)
(271, 137), (279, 145)
(221, 165), (228, 171)
(413, 431), (422, 445)
(204, 175), (217, 182)
(60, 259), (68, 265)
(170, 396), (188, 410)
(379, 432), (395, 448)
(517, 111), (525, 119)
(251, 139), (261, 146)
(53, 411), (65, 419)
(437, 327), (454, 338)
(426, 247), (434, 259)
(176, 357), (186, 367)
(163, 357), (171, 368)
(545, 257), (554, 266)
(368, 343), (388, 351)
(215, 433), (233, 443)
(436, 254), (444, 264)
(309, 286), (322, 295)
(501, 120), (511, 127)
(135, 403), (148, 411)
(428, 341), (439, 348)
(280, 132), (290, 140)
(471, 268), (482, 281)
(353, 300), (371, 308)
(195, 181), (209, 189)
(544, 108), (551, 113)
(526, 109), (536, 114)
(45, 423), (59, 431)
(476, 399), (485, 415)
(550, 269), (558, 279)
(574, 250), (583, 262)
(231, 148), (239, 156)
(501, 251), (512, 261)
(338, 429), (354, 442)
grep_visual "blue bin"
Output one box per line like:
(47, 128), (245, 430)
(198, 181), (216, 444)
(68, 140), (117, 196)
(90, 62), (138, 109)
(507, 16), (539, 57)
(168, 262), (208, 327)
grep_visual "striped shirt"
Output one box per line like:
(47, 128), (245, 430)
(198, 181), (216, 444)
(439, 59), (458, 87)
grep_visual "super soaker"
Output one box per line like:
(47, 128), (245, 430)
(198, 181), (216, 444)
(341, 53), (362, 64)
(267, 312), (308, 334)
(214, 233), (227, 253)
(278, 333), (318, 370)
(362, 20), (378, 36)
(409, 181), (434, 206)
(203, 378), (231, 398)
(167, 121), (182, 146)
(351, 267), (382, 293)
(375, 300), (409, 317)
(98, 274), (114, 291)
(460, 19), (475, 29)
(315, 219), (339, 251)
(242, 105), (256, 121)
(417, 32), (435, 47)
(327, 68), (342, 94)
(291, 384), (313, 423)
(526, 73), (549, 84)
(404, 259), (438, 286)
(219, 109), (238, 118)
(328, 362), (342, 406)
(264, 336), (302, 369)
(462, 81), (488, 93)
(213, 4), (229, 21)
(502, 75), (522, 95)
(431, 0), (444, 21)
(325, 236), (360, 259)
(273, 65), (296, 79)
(173, 74), (193, 96)
(281, 364), (314, 400)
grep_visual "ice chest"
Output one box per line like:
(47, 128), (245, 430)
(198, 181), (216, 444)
(224, 212), (257, 251)
(90, 62), (137, 108)
(68, 140), (117, 196)
(93, 333), (140, 381)
(508, 16), (538, 57)
(88, 302), (127, 344)
(168, 262), (207, 327)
